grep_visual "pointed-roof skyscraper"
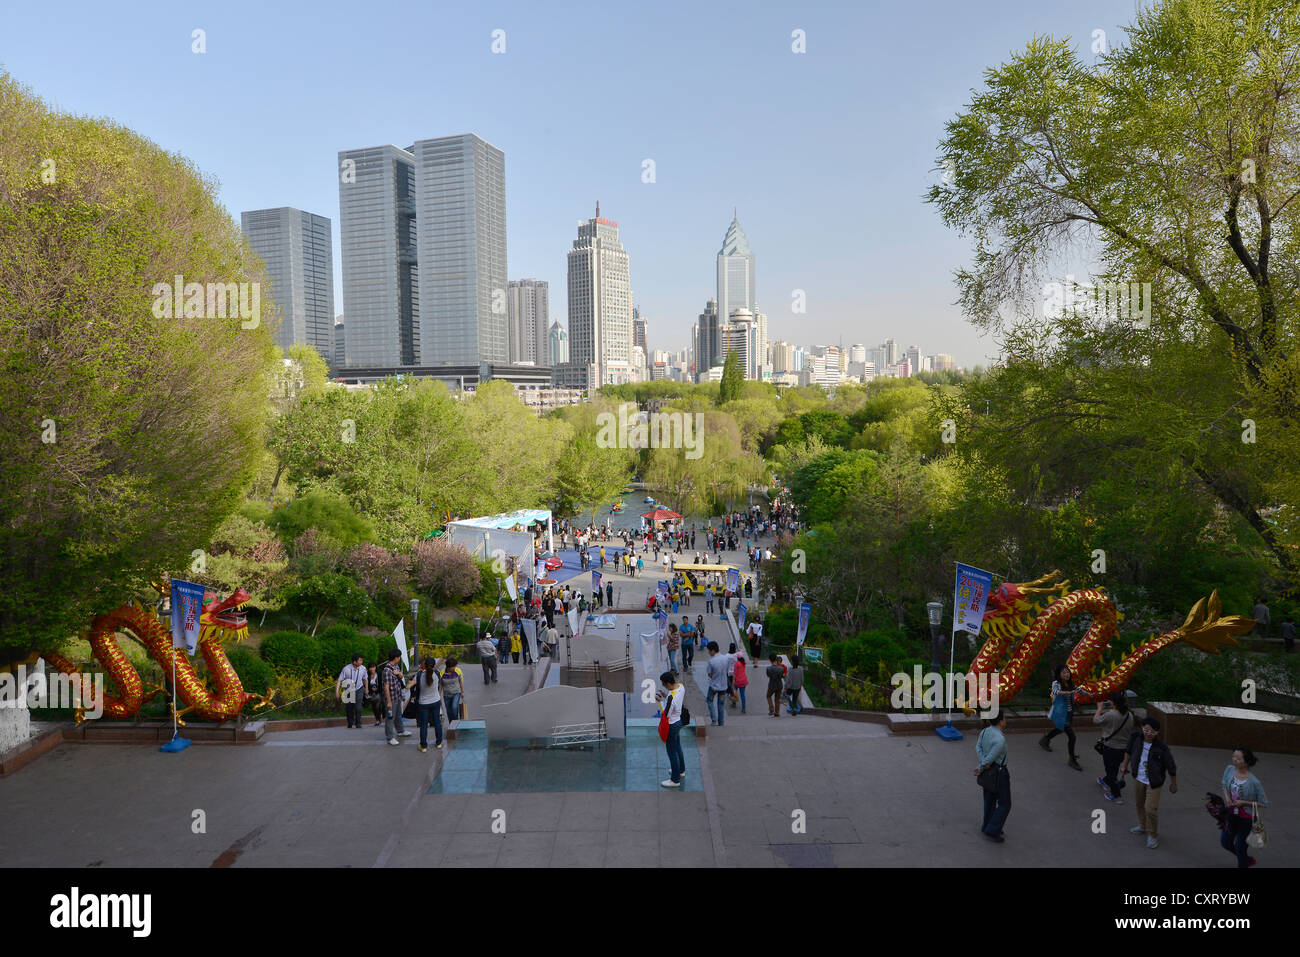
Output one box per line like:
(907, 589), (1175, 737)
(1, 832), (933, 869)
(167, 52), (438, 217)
(717, 210), (756, 335)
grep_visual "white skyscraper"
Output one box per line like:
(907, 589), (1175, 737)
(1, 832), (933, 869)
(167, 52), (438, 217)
(547, 319), (568, 365)
(567, 202), (632, 386)
(849, 343), (867, 364)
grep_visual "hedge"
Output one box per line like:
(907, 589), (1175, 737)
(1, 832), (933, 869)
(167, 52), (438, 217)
(259, 630), (321, 676)
(227, 647), (275, 696)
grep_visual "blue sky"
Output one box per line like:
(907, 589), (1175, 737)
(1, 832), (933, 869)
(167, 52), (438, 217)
(3, 0), (1143, 368)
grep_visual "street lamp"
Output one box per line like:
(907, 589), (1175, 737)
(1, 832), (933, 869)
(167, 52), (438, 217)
(410, 598), (420, 661)
(926, 601), (943, 716)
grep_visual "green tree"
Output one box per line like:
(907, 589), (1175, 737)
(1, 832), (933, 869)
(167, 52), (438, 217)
(0, 73), (276, 658)
(927, 0), (1300, 585)
(718, 350), (744, 404)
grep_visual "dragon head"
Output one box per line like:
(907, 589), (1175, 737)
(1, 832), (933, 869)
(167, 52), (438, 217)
(200, 588), (251, 642)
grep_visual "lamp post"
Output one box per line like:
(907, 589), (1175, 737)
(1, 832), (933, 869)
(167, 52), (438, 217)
(410, 598), (420, 663)
(927, 601), (943, 716)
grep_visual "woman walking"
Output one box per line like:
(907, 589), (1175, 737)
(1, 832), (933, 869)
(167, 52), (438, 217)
(1039, 664), (1083, 771)
(975, 711), (1011, 842)
(1094, 691), (1142, 801)
(666, 623), (680, 673)
(733, 653), (749, 713)
(412, 657), (444, 752)
(1220, 747), (1268, 868)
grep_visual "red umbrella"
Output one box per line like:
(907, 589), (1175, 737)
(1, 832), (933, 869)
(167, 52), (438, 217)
(641, 508), (682, 521)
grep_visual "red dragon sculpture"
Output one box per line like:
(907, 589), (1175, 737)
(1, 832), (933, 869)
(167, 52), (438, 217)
(46, 584), (272, 725)
(966, 570), (1254, 706)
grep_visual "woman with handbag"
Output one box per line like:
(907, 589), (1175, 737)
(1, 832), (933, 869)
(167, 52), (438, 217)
(974, 711), (1011, 842)
(1039, 664), (1082, 771)
(1220, 747), (1269, 868)
(1093, 692), (1144, 802)
(412, 657), (444, 753)
(439, 656), (466, 725)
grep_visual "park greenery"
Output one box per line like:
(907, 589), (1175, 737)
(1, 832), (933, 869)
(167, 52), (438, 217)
(3, 1), (1298, 716)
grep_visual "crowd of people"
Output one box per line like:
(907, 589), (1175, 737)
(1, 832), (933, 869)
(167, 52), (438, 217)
(974, 664), (1271, 867)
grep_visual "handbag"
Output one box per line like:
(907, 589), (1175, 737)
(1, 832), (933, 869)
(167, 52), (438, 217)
(658, 703), (670, 742)
(1247, 804), (1267, 848)
(975, 729), (1002, 791)
(1049, 694), (1068, 731)
(402, 686), (417, 720)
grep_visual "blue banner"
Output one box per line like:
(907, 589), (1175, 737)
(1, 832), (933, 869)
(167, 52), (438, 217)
(170, 579), (206, 655)
(796, 602), (811, 647)
(954, 563), (995, 636)
(726, 567), (740, 593)
(658, 580), (670, 599)
(592, 570), (602, 596)
(737, 602), (748, 633)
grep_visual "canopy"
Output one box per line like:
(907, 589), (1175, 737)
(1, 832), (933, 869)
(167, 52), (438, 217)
(453, 508), (552, 530)
(641, 508), (682, 521)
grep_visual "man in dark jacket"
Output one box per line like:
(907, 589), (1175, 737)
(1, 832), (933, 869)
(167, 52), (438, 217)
(1120, 717), (1178, 849)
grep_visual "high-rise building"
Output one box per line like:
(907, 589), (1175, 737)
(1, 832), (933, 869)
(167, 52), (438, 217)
(772, 340), (794, 374)
(905, 344), (922, 375)
(547, 319), (569, 365)
(410, 134), (507, 366)
(883, 338), (899, 367)
(567, 202), (632, 386)
(717, 211), (756, 333)
(932, 353), (955, 371)
(242, 206), (336, 359)
(792, 345), (806, 373)
(849, 343), (866, 364)
(507, 279), (549, 364)
(333, 316), (345, 368)
(338, 144), (418, 366)
(632, 307), (648, 356)
(695, 298), (721, 380)
(722, 309), (754, 378)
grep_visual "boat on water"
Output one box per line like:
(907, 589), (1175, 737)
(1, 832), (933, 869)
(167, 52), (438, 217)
(611, 503), (625, 512)
(644, 496), (655, 504)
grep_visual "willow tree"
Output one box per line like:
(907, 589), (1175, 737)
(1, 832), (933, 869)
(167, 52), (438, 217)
(0, 73), (277, 659)
(928, 0), (1300, 587)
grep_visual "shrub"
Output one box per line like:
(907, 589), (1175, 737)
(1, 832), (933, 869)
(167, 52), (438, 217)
(445, 620), (476, 644)
(318, 624), (376, 677)
(226, 647), (274, 696)
(268, 489), (375, 547)
(411, 539), (482, 605)
(259, 630), (321, 676)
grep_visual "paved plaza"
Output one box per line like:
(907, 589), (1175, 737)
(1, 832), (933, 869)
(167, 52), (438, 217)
(3, 556), (1297, 867)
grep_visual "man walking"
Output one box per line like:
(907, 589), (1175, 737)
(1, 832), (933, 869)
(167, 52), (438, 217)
(705, 641), (731, 727)
(1120, 717), (1178, 849)
(605, 581), (614, 608)
(336, 653), (368, 729)
(381, 649), (412, 745)
(679, 615), (696, 671)
(704, 585), (715, 614)
(1281, 618), (1296, 653)
(476, 632), (499, 685)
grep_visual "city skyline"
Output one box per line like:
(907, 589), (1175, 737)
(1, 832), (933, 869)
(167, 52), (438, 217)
(1, 0), (1144, 369)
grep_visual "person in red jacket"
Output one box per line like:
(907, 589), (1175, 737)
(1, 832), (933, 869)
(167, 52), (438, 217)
(733, 653), (749, 713)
